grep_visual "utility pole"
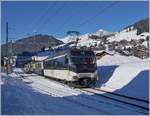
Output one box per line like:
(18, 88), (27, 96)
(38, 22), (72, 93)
(6, 22), (9, 74)
(10, 40), (13, 72)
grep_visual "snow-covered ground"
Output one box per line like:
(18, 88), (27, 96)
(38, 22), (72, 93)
(97, 53), (149, 101)
(1, 69), (148, 115)
(1, 52), (149, 115)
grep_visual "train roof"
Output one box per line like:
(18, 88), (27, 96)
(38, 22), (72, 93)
(44, 48), (95, 61)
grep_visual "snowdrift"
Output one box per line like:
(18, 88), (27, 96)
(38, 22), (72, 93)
(97, 54), (149, 101)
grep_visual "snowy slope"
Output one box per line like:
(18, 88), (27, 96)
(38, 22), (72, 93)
(59, 28), (149, 49)
(60, 29), (114, 45)
(97, 53), (141, 66)
(97, 54), (149, 101)
(91, 29), (114, 37)
(60, 35), (77, 43)
(108, 29), (138, 42)
(108, 30), (149, 42)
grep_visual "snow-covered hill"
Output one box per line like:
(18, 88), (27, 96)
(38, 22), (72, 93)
(59, 28), (149, 48)
(97, 53), (141, 66)
(60, 29), (114, 43)
(60, 29), (115, 48)
(91, 29), (115, 37)
(108, 29), (149, 42)
(58, 25), (149, 59)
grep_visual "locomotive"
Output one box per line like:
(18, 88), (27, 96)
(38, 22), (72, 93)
(25, 48), (98, 87)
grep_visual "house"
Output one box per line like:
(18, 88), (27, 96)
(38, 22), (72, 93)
(94, 50), (114, 59)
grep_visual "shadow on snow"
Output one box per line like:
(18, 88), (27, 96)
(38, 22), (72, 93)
(114, 70), (149, 101)
(1, 69), (149, 115)
(96, 65), (119, 87)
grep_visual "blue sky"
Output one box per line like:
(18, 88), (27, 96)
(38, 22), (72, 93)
(1, 1), (149, 44)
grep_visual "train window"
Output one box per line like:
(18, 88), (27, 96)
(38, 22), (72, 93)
(55, 57), (65, 69)
(44, 55), (69, 69)
(54, 55), (68, 69)
(44, 60), (53, 69)
(71, 50), (95, 56)
(71, 56), (96, 64)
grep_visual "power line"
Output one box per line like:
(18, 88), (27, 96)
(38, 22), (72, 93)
(36, 2), (66, 33)
(55, 1), (118, 36)
(74, 1), (118, 30)
(54, 2), (109, 35)
(54, 3), (84, 33)
(29, 2), (56, 33)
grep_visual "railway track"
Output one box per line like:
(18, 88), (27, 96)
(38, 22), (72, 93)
(15, 72), (148, 114)
(81, 88), (149, 112)
(15, 72), (111, 114)
(96, 88), (149, 103)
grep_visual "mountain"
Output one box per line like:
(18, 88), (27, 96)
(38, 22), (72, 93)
(123, 18), (149, 35)
(1, 34), (63, 57)
(58, 18), (149, 59)
(59, 29), (115, 48)
(107, 18), (149, 42)
(134, 18), (149, 35)
(90, 29), (115, 37)
(1, 18), (148, 59)
(60, 29), (115, 44)
(60, 18), (149, 43)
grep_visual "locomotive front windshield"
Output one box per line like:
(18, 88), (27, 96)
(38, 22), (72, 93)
(71, 56), (96, 64)
(70, 50), (96, 65)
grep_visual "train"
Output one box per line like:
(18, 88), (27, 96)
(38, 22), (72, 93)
(24, 48), (98, 87)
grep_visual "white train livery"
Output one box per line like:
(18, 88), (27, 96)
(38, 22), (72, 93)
(25, 48), (98, 87)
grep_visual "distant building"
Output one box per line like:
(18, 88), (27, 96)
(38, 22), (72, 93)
(133, 45), (149, 59)
(94, 50), (114, 59)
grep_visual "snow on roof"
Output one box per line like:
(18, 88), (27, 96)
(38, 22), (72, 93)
(125, 44), (132, 48)
(94, 50), (115, 55)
